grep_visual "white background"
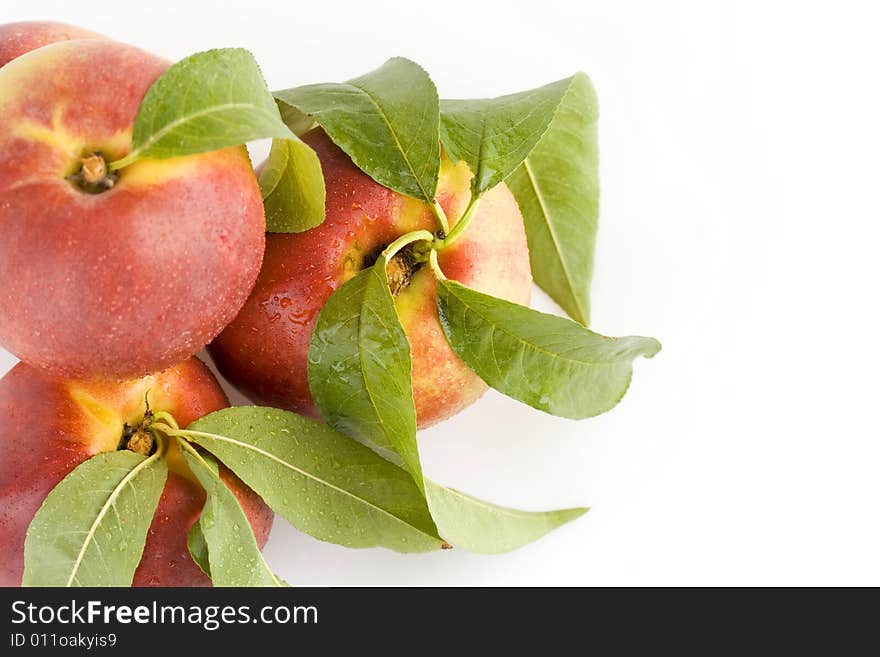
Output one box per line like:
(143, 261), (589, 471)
(3, 0), (879, 586)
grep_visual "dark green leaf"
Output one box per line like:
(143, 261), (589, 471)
(439, 77), (572, 195)
(23, 451), (166, 587)
(274, 58), (440, 202)
(425, 480), (587, 554)
(507, 72), (599, 324)
(179, 441), (282, 587)
(184, 407), (443, 553)
(307, 254), (423, 490)
(121, 48), (293, 163)
(436, 280), (660, 419)
(259, 137), (326, 233)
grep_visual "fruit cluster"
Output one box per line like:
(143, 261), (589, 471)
(0, 22), (659, 587)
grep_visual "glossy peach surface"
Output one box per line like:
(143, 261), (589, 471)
(0, 39), (265, 378)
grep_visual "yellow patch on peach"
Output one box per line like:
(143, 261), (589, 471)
(391, 157), (473, 237)
(162, 440), (199, 484)
(66, 374), (177, 453)
(122, 156), (201, 188)
(66, 386), (125, 453)
(395, 267), (434, 319)
(13, 110), (132, 174)
(122, 145), (252, 188)
(437, 156), (473, 223)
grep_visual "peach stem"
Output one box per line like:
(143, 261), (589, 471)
(437, 195), (481, 249)
(382, 230), (435, 261)
(428, 249), (447, 280)
(151, 411), (180, 432)
(430, 200), (450, 235)
(80, 154), (108, 184)
(107, 150), (139, 171)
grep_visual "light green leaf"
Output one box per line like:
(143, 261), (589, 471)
(439, 76), (572, 195)
(425, 480), (587, 554)
(119, 48), (294, 164)
(259, 137), (326, 233)
(187, 522), (211, 578)
(307, 254), (423, 491)
(184, 407), (443, 553)
(278, 101), (317, 136)
(23, 451), (167, 587)
(273, 58), (440, 202)
(507, 72), (599, 324)
(179, 440), (282, 587)
(436, 280), (660, 419)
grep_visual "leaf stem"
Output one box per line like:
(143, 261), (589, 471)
(428, 249), (447, 280)
(175, 436), (285, 587)
(176, 436), (204, 462)
(382, 230), (435, 260)
(151, 411), (180, 432)
(152, 423), (184, 437)
(156, 432), (169, 458)
(431, 200), (450, 235)
(107, 151), (140, 172)
(437, 195), (481, 249)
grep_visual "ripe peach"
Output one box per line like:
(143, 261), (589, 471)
(210, 129), (532, 428)
(0, 21), (102, 67)
(0, 38), (265, 378)
(0, 357), (273, 587)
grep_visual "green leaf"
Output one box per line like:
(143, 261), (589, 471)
(425, 480), (587, 554)
(187, 522), (211, 578)
(23, 451), (167, 587)
(436, 280), (660, 419)
(179, 441), (282, 587)
(184, 407), (443, 553)
(259, 137), (326, 233)
(507, 72), (599, 324)
(121, 48), (293, 163)
(278, 101), (317, 136)
(307, 254), (423, 491)
(274, 58), (440, 202)
(439, 76), (572, 196)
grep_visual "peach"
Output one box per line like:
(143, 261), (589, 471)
(0, 21), (102, 67)
(0, 38), (265, 378)
(210, 129), (532, 428)
(0, 357), (273, 587)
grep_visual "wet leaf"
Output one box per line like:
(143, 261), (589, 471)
(436, 280), (660, 419)
(180, 441), (282, 587)
(185, 407), (443, 553)
(308, 254), (423, 491)
(440, 76), (572, 195)
(23, 451), (166, 587)
(274, 58), (440, 203)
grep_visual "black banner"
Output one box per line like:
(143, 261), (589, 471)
(4, 587), (590, 651)
(0, 586), (869, 651)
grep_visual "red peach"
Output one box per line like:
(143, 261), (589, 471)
(0, 39), (266, 378)
(0, 357), (273, 587)
(210, 129), (532, 428)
